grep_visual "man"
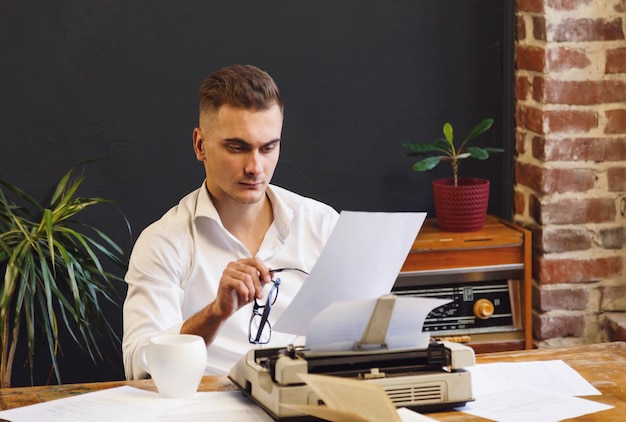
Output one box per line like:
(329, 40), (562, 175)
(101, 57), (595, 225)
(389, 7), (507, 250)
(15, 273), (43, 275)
(122, 65), (339, 379)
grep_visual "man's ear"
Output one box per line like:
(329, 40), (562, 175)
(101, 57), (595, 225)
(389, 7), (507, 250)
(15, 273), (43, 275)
(192, 128), (205, 160)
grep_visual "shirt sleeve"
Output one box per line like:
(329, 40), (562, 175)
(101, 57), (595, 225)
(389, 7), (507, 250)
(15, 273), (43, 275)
(122, 225), (189, 380)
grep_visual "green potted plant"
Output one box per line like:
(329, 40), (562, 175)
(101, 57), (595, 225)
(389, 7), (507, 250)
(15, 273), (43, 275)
(403, 118), (503, 232)
(0, 164), (129, 387)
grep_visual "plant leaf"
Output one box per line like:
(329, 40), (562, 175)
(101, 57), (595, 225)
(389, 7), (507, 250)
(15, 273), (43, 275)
(443, 122), (453, 143)
(403, 142), (442, 153)
(465, 118), (494, 142)
(412, 156), (442, 172)
(42, 209), (55, 272)
(467, 146), (504, 160)
(0, 180), (45, 214)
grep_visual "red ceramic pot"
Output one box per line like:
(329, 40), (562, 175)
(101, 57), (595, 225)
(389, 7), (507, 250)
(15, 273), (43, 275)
(432, 178), (490, 232)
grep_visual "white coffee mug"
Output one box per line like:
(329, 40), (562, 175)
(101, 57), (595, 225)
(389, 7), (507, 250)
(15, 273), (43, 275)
(139, 334), (207, 398)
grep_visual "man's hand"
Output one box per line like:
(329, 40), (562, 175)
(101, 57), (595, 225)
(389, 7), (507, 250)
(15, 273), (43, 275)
(212, 257), (271, 318)
(181, 257), (271, 345)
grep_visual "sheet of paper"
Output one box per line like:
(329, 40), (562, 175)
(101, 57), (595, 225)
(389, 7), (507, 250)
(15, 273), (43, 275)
(274, 211), (427, 335)
(468, 360), (601, 396)
(456, 360), (613, 421)
(396, 407), (439, 422)
(306, 296), (450, 351)
(458, 381), (612, 422)
(0, 386), (272, 422)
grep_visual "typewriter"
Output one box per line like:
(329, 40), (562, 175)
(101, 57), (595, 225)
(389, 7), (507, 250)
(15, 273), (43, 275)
(229, 296), (475, 420)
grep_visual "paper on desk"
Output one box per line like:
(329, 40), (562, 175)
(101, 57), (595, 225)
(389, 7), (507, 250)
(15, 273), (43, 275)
(458, 380), (612, 421)
(456, 360), (613, 421)
(0, 386), (273, 422)
(306, 296), (450, 351)
(274, 211), (427, 335)
(469, 360), (601, 396)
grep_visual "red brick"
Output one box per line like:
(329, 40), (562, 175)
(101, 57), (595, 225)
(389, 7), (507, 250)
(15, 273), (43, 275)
(546, 0), (592, 10)
(531, 77), (545, 103)
(533, 16), (547, 41)
(539, 197), (616, 224)
(514, 190), (526, 215)
(517, 164), (596, 195)
(533, 312), (586, 339)
(605, 109), (626, 134)
(607, 167), (626, 191)
(598, 226), (625, 249)
(533, 284), (589, 311)
(516, 76), (531, 102)
(537, 137), (626, 161)
(601, 285), (626, 310)
(536, 256), (623, 284)
(536, 227), (592, 253)
(531, 135), (544, 160)
(517, 14), (527, 40)
(515, 129), (527, 154)
(517, 105), (545, 134)
(517, 0), (545, 13)
(548, 18), (625, 42)
(606, 48), (626, 74)
(540, 80), (626, 105)
(543, 168), (595, 193)
(517, 45), (545, 72)
(515, 162), (543, 192)
(529, 194), (542, 222)
(544, 110), (597, 134)
(546, 47), (591, 72)
(605, 313), (626, 342)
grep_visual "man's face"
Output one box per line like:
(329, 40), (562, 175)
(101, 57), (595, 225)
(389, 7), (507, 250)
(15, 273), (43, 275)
(193, 103), (283, 207)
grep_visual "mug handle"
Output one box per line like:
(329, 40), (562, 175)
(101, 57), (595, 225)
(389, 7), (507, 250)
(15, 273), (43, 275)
(139, 341), (151, 375)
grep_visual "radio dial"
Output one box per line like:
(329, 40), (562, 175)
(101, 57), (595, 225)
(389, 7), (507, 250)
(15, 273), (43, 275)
(473, 299), (495, 320)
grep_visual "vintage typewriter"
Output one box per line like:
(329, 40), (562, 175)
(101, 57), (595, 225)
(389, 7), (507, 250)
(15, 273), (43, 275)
(229, 295), (475, 420)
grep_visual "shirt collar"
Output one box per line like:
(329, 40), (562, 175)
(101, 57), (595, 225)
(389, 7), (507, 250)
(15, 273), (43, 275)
(194, 181), (293, 241)
(265, 185), (293, 241)
(195, 181), (221, 221)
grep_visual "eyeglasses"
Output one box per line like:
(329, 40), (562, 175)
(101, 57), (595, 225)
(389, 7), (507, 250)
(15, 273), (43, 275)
(248, 268), (308, 344)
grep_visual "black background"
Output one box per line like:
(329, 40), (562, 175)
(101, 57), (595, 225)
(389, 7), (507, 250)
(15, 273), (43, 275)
(1, 1), (514, 385)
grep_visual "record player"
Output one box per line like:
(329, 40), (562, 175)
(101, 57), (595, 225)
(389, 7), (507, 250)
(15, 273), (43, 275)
(229, 295), (475, 420)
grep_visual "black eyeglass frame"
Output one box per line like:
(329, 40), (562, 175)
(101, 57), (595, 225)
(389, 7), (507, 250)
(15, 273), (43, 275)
(248, 267), (308, 344)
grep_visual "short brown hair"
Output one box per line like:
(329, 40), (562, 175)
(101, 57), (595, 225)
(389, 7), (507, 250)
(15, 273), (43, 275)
(198, 64), (283, 117)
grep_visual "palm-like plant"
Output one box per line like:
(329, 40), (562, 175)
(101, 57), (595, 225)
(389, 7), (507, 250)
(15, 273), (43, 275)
(403, 118), (503, 187)
(0, 164), (129, 387)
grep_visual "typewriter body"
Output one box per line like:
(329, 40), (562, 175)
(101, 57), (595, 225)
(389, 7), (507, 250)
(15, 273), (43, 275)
(229, 340), (475, 420)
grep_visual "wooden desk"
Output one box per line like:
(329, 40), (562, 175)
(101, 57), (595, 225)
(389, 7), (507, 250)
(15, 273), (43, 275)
(432, 342), (626, 422)
(0, 376), (237, 411)
(1, 342), (625, 421)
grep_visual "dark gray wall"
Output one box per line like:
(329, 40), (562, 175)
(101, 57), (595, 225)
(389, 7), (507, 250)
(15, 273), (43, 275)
(1, 1), (514, 385)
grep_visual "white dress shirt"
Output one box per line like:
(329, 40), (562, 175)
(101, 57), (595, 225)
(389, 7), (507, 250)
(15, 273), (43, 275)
(122, 182), (339, 379)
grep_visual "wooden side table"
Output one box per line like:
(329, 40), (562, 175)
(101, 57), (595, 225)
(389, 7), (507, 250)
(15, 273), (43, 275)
(394, 215), (532, 353)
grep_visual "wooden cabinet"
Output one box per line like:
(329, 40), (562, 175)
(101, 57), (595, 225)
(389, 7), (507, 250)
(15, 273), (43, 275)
(393, 215), (532, 353)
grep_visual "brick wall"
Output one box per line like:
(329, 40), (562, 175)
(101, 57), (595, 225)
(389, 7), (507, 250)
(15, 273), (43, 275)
(514, 0), (626, 347)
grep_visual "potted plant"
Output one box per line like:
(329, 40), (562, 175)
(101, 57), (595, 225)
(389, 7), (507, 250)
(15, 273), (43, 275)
(403, 118), (503, 232)
(0, 164), (129, 387)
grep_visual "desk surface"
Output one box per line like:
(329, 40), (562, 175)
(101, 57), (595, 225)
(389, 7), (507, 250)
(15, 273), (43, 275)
(1, 342), (625, 421)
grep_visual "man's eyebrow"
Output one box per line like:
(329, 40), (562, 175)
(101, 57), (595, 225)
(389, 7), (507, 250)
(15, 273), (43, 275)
(223, 138), (248, 145)
(264, 138), (281, 147)
(222, 138), (281, 147)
